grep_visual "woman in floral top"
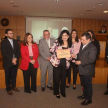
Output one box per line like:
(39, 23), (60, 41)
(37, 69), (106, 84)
(50, 30), (73, 98)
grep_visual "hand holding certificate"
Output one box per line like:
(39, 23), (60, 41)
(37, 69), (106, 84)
(56, 49), (71, 59)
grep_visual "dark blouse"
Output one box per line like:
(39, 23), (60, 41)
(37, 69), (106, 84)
(92, 39), (100, 58)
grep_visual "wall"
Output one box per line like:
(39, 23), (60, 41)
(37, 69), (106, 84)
(0, 16), (25, 40)
(0, 16), (108, 41)
(72, 18), (108, 38)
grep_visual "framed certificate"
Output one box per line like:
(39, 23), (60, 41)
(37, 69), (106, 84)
(56, 49), (71, 58)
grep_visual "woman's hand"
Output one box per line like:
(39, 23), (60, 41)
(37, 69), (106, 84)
(56, 46), (62, 52)
(30, 60), (35, 64)
(66, 57), (70, 60)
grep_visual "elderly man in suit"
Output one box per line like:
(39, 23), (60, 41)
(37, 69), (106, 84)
(1, 29), (20, 95)
(39, 30), (55, 91)
(72, 32), (97, 106)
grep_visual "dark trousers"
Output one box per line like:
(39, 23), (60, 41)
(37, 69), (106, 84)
(67, 62), (78, 84)
(80, 75), (92, 100)
(22, 63), (37, 92)
(53, 61), (67, 95)
(107, 75), (108, 90)
(4, 65), (18, 91)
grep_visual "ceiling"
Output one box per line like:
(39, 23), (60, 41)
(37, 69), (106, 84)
(0, 0), (108, 20)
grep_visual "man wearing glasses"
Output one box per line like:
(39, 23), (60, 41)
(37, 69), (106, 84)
(1, 29), (20, 95)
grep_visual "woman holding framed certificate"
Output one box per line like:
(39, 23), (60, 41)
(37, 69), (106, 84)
(50, 30), (73, 98)
(66, 29), (81, 89)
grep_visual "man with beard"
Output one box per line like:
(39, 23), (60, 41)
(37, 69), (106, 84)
(1, 29), (20, 95)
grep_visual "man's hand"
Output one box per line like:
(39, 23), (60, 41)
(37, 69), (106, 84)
(30, 60), (35, 64)
(46, 57), (51, 61)
(71, 54), (76, 58)
(75, 61), (81, 65)
(12, 58), (17, 65)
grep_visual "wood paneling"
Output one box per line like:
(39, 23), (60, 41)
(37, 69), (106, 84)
(80, 19), (92, 31)
(0, 16), (17, 29)
(0, 30), (5, 38)
(99, 41), (106, 58)
(72, 18), (81, 31)
(0, 67), (108, 89)
(17, 29), (25, 40)
(16, 16), (25, 29)
(0, 16), (25, 40)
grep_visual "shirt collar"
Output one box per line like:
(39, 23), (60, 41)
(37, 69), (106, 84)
(7, 38), (13, 42)
(83, 41), (91, 47)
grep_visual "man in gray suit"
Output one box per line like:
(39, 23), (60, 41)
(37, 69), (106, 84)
(39, 30), (55, 91)
(72, 32), (97, 106)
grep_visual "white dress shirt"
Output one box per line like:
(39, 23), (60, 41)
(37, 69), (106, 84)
(82, 41), (91, 50)
(46, 39), (50, 47)
(8, 38), (15, 58)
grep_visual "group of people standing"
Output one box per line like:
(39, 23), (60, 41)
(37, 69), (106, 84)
(1, 28), (100, 106)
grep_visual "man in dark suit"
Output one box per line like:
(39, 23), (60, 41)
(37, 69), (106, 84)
(98, 25), (107, 33)
(1, 29), (20, 95)
(104, 41), (108, 95)
(72, 32), (97, 106)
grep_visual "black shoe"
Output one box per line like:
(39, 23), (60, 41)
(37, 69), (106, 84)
(104, 90), (108, 95)
(31, 90), (36, 92)
(61, 94), (66, 97)
(12, 87), (20, 92)
(7, 91), (13, 95)
(73, 87), (76, 89)
(47, 86), (53, 90)
(41, 87), (45, 92)
(56, 95), (60, 98)
(25, 91), (31, 93)
(81, 99), (92, 106)
(77, 95), (85, 99)
(66, 84), (70, 88)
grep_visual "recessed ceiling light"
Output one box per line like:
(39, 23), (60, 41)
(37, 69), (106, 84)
(97, 3), (105, 5)
(10, 1), (14, 4)
(55, 0), (60, 1)
(13, 5), (19, 7)
(17, 10), (22, 12)
(50, 11), (54, 13)
(86, 10), (92, 11)
(80, 13), (84, 15)
(103, 11), (108, 13)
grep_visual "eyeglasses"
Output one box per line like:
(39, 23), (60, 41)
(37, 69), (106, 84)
(44, 34), (50, 36)
(62, 35), (68, 37)
(8, 33), (13, 35)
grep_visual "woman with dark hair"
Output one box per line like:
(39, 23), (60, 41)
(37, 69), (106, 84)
(50, 30), (73, 98)
(87, 30), (100, 58)
(66, 29), (81, 89)
(20, 33), (39, 93)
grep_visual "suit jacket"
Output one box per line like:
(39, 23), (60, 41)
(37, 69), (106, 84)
(77, 42), (97, 76)
(20, 43), (39, 70)
(105, 40), (108, 63)
(98, 30), (107, 33)
(1, 38), (20, 68)
(39, 38), (55, 65)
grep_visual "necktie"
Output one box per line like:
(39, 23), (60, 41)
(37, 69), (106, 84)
(47, 39), (50, 47)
